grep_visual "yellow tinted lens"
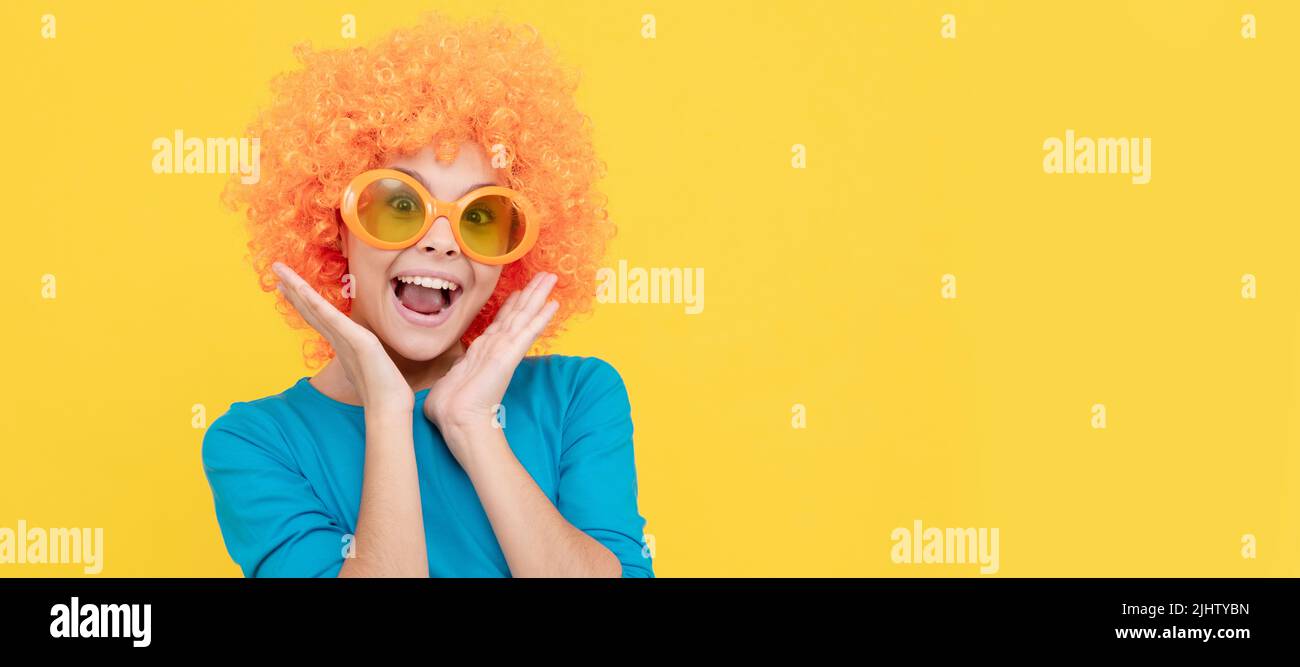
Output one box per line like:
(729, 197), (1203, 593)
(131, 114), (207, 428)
(458, 194), (525, 258)
(356, 178), (426, 244)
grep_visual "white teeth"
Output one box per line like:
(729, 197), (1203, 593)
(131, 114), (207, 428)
(396, 275), (459, 291)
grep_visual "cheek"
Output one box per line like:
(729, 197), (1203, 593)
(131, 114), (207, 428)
(343, 247), (397, 314)
(352, 272), (387, 310)
(470, 266), (504, 305)
(349, 253), (383, 277)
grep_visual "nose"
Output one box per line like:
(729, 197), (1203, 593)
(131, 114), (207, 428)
(417, 216), (460, 258)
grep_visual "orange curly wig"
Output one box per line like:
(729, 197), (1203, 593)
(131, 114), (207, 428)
(222, 12), (613, 367)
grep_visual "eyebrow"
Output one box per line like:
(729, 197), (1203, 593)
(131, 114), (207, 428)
(391, 167), (498, 199)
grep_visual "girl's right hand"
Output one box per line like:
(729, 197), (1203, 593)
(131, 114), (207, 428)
(271, 262), (413, 413)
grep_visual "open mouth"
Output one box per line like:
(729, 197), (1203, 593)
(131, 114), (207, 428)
(392, 275), (462, 319)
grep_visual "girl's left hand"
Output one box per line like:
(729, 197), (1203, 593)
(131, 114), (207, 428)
(424, 272), (559, 465)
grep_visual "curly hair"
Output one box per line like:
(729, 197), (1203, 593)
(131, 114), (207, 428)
(222, 12), (613, 367)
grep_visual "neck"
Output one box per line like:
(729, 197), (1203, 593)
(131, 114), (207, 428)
(389, 339), (465, 393)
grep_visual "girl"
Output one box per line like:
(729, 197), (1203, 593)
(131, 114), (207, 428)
(202, 13), (651, 578)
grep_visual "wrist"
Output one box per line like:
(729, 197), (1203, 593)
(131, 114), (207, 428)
(440, 418), (499, 445)
(365, 385), (414, 410)
(426, 402), (497, 435)
(364, 398), (414, 420)
(441, 422), (509, 474)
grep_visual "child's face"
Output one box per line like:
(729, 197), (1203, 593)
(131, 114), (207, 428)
(341, 143), (505, 362)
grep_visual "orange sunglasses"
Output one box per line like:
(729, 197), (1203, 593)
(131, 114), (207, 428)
(339, 168), (539, 265)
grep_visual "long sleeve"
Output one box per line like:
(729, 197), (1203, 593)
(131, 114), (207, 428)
(555, 358), (654, 577)
(201, 403), (348, 578)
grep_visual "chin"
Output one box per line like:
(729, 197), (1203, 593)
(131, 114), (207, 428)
(386, 333), (458, 362)
(376, 312), (464, 361)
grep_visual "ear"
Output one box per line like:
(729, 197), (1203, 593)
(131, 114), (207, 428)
(337, 215), (350, 260)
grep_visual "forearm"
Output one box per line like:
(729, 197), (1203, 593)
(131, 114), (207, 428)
(339, 406), (428, 577)
(449, 424), (621, 578)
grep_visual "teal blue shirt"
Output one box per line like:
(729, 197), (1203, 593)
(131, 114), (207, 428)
(201, 355), (652, 577)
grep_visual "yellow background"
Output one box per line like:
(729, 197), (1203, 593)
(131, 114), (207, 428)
(1, 0), (1297, 576)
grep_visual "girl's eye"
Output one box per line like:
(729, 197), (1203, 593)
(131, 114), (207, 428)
(388, 196), (419, 214)
(464, 207), (495, 225)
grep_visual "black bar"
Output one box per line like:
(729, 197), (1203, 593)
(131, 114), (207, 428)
(0, 578), (1289, 653)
